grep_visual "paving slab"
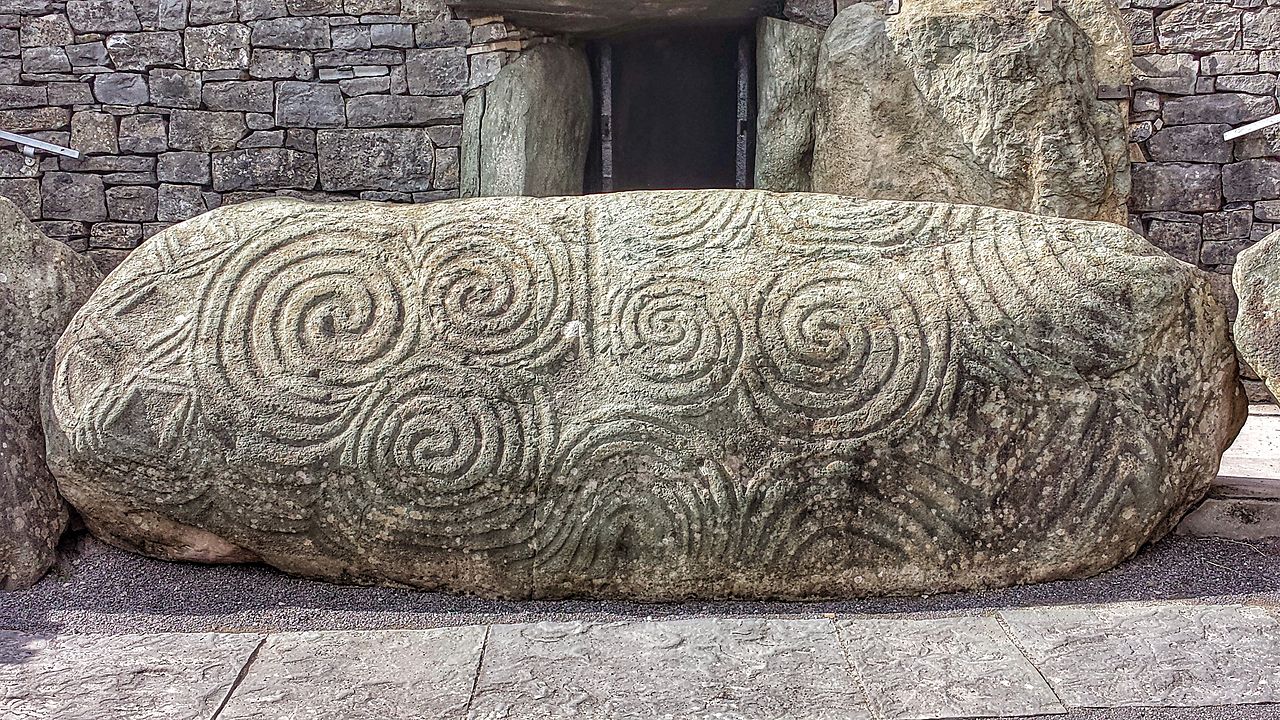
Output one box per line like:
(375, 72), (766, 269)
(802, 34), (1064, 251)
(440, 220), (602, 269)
(1000, 603), (1280, 708)
(468, 618), (871, 720)
(837, 616), (1065, 720)
(0, 630), (262, 720)
(217, 627), (486, 720)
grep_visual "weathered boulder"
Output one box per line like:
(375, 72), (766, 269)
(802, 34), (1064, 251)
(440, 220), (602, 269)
(1, 198), (101, 589)
(811, 0), (1130, 223)
(1233, 231), (1280, 401)
(45, 190), (1244, 599)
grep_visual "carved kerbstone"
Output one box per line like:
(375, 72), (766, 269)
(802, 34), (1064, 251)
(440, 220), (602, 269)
(45, 191), (1245, 599)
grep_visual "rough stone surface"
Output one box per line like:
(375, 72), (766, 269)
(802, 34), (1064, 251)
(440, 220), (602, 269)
(217, 628), (484, 719)
(1001, 603), (1280, 707)
(1233, 231), (1280, 402)
(812, 0), (1131, 223)
(471, 620), (871, 718)
(0, 631), (263, 717)
(471, 44), (590, 197)
(0, 199), (100, 589)
(837, 617), (1064, 719)
(754, 17), (820, 193)
(44, 191), (1245, 599)
(316, 128), (434, 191)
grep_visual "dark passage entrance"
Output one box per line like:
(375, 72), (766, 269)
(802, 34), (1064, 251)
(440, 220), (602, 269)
(587, 26), (755, 193)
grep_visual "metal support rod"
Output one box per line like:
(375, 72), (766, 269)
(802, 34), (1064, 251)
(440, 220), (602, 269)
(1224, 113), (1280, 142)
(0, 130), (79, 159)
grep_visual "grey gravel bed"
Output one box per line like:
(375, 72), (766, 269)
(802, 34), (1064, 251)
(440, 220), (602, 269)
(1, 532), (1277, 635)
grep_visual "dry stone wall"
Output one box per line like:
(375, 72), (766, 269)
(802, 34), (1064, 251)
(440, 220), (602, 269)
(0, 0), (499, 272)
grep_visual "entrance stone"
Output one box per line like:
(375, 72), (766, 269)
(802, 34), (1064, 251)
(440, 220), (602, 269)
(45, 190), (1244, 599)
(1, 198), (101, 589)
(811, 0), (1130, 223)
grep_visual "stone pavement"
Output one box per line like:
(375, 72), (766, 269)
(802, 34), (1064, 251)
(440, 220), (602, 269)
(4, 599), (1280, 719)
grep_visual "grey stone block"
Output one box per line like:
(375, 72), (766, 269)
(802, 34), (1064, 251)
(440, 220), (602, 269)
(316, 127), (434, 191)
(211, 147), (317, 190)
(471, 620), (871, 720)
(1155, 3), (1242, 54)
(274, 81), (344, 127)
(250, 17), (329, 49)
(0, 29), (14, 59)
(0, 177), (40, 218)
(168, 109), (246, 151)
(314, 48), (401, 67)
(1131, 162), (1223, 212)
(0, 632), (263, 719)
(838, 617), (1064, 719)
(0, 84), (46, 109)
(370, 23), (412, 47)
(40, 172), (107, 221)
(414, 18), (469, 48)
(93, 72), (149, 105)
(1147, 124), (1233, 163)
(184, 22), (250, 70)
(66, 0), (141, 32)
(1133, 52), (1199, 94)
(433, 145), (457, 189)
(405, 46), (466, 95)
(156, 0), (189, 30)
(245, 112), (275, 130)
(0, 108), (68, 134)
(332, 24), (370, 50)
(105, 31), (183, 70)
(46, 81), (94, 105)
(156, 182), (207, 221)
(203, 80), (273, 111)
(157, 151), (211, 183)
(285, 0), (341, 14)
(399, 0), (448, 22)
(89, 222), (144, 249)
(345, 93), (461, 127)
(249, 49), (314, 79)
(238, 129), (284, 147)
(1002, 604), (1280, 707)
(21, 47), (70, 73)
(338, 75), (389, 96)
(65, 41), (108, 67)
(1245, 7), (1280, 50)
(1225, 159), (1280, 201)
(1201, 238), (1251, 265)
(217, 629), (483, 720)
(118, 114), (169, 154)
(1163, 92), (1275, 125)
(345, 0), (398, 12)
(1201, 50), (1260, 75)
(1217, 73), (1277, 95)
(1146, 218), (1203, 263)
(106, 185), (158, 221)
(1204, 208), (1254, 241)
(70, 111), (118, 155)
(239, 0), (286, 20)
(189, 0), (237, 24)
(149, 67), (202, 107)
(784, 0), (835, 27)
(1256, 199), (1280, 222)
(19, 14), (73, 47)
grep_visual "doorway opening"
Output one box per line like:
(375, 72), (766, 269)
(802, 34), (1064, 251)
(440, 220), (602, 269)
(586, 25), (756, 193)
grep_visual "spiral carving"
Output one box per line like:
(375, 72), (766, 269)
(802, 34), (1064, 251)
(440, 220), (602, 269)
(418, 213), (578, 369)
(194, 219), (423, 465)
(606, 276), (742, 414)
(749, 268), (953, 442)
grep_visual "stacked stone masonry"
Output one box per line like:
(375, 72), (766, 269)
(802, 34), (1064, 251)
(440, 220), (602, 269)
(0, 0), (522, 272)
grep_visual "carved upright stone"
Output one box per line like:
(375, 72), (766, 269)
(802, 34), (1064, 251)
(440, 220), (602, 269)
(812, 0), (1131, 223)
(1, 198), (101, 589)
(45, 191), (1244, 599)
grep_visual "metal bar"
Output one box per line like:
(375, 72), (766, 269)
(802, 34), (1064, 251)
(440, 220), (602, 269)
(1224, 113), (1280, 142)
(599, 44), (614, 193)
(1096, 84), (1131, 100)
(0, 129), (79, 159)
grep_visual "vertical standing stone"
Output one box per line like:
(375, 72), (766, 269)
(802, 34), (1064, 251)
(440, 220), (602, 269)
(0, 198), (101, 589)
(755, 17), (821, 192)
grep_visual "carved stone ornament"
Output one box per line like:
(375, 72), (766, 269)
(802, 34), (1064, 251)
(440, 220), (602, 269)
(44, 191), (1245, 599)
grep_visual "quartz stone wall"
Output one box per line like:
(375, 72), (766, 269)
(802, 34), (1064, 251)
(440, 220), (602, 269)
(0, 0), (535, 272)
